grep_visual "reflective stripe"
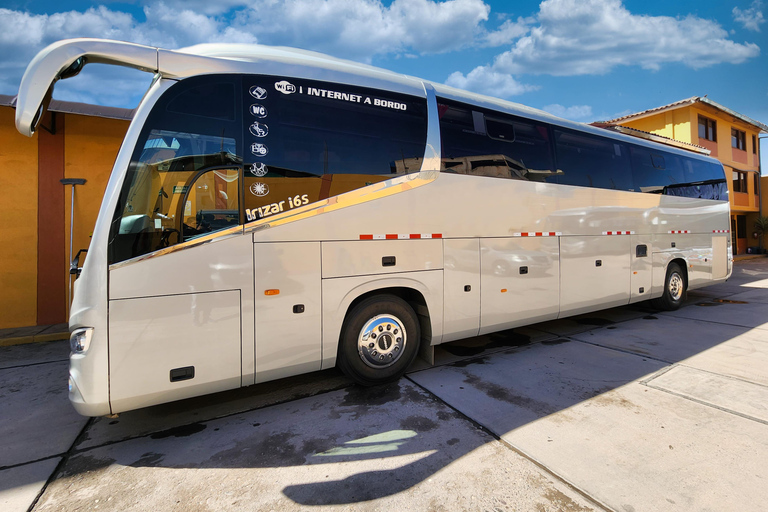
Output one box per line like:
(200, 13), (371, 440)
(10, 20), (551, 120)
(512, 232), (561, 237)
(668, 230), (690, 234)
(359, 233), (443, 240)
(602, 231), (634, 235)
(713, 230), (730, 233)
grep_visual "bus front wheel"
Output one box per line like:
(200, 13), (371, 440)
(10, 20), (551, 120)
(338, 295), (421, 386)
(653, 262), (686, 311)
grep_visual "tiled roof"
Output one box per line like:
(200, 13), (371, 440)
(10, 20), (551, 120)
(0, 94), (134, 121)
(599, 96), (768, 133)
(590, 123), (710, 154)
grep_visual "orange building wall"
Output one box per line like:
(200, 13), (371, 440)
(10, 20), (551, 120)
(36, 112), (67, 325)
(761, 175), (768, 215)
(0, 106), (39, 328)
(690, 106), (761, 173)
(63, 114), (129, 295)
(0, 107), (129, 329)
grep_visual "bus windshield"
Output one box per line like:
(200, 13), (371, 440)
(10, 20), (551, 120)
(110, 129), (241, 263)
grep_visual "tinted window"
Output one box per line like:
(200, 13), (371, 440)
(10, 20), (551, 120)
(486, 118), (516, 142)
(631, 145), (727, 200)
(242, 76), (427, 221)
(554, 130), (633, 190)
(439, 100), (557, 182)
(109, 75), (242, 264)
(167, 82), (236, 120)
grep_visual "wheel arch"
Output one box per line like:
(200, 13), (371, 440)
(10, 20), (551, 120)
(651, 257), (689, 311)
(669, 257), (689, 288)
(320, 272), (443, 371)
(340, 287), (432, 354)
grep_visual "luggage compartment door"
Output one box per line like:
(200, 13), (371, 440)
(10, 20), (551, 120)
(480, 237), (560, 335)
(109, 290), (242, 413)
(443, 238), (480, 342)
(560, 236), (631, 317)
(630, 235), (652, 303)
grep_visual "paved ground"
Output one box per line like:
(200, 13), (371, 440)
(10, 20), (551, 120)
(0, 323), (68, 347)
(2, 259), (768, 511)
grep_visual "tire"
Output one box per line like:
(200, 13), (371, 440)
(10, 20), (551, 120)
(653, 262), (686, 311)
(337, 294), (421, 386)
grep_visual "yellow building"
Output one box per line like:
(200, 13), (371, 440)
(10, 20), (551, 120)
(599, 96), (767, 255)
(0, 95), (130, 330)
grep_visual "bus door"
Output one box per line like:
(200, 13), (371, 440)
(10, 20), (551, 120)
(107, 165), (250, 413)
(106, 76), (250, 412)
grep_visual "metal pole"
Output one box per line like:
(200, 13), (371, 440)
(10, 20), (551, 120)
(61, 178), (86, 315)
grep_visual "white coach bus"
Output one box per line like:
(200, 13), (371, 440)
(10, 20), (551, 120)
(16, 39), (731, 416)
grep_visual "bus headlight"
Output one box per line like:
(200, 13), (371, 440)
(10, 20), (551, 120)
(70, 328), (93, 353)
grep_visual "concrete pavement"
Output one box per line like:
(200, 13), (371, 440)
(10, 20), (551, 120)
(2, 258), (768, 511)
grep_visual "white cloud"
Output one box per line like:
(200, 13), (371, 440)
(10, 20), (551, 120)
(445, 0), (761, 98)
(52, 65), (155, 106)
(481, 17), (532, 47)
(492, 0), (761, 76)
(733, 0), (766, 32)
(0, 4), (258, 102)
(152, 0), (250, 16)
(0, 0), (493, 104)
(229, 0), (491, 61)
(0, 0), (762, 107)
(445, 65), (539, 97)
(542, 104), (594, 121)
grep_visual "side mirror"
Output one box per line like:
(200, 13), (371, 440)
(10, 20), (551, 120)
(70, 249), (88, 277)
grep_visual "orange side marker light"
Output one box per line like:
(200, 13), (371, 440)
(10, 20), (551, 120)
(265, 289), (280, 296)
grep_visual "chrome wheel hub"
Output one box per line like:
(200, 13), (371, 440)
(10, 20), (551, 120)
(357, 314), (406, 369)
(669, 272), (684, 301)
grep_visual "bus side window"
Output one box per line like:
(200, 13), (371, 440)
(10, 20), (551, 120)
(631, 146), (664, 194)
(554, 130), (632, 191)
(438, 100), (557, 182)
(630, 145), (727, 200)
(241, 76), (428, 221)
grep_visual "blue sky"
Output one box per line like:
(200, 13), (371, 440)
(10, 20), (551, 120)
(2, 0), (767, 169)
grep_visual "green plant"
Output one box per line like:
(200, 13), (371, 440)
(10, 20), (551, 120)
(754, 216), (768, 252)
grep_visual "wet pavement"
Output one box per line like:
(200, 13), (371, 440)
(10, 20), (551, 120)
(2, 258), (768, 511)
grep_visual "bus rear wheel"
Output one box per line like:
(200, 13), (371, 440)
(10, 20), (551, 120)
(338, 295), (421, 386)
(653, 262), (686, 311)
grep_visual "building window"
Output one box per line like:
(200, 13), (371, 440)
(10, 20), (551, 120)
(732, 128), (746, 151)
(753, 134), (758, 155)
(755, 172), (760, 196)
(698, 115), (716, 142)
(733, 170), (748, 193)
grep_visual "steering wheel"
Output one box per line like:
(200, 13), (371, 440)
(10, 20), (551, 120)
(196, 211), (213, 233)
(160, 228), (180, 247)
